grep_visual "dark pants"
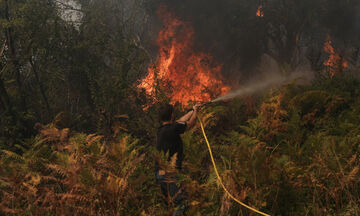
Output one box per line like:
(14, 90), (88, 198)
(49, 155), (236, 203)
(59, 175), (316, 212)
(155, 171), (187, 216)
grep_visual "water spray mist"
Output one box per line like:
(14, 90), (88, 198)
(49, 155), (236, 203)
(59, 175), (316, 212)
(201, 72), (307, 106)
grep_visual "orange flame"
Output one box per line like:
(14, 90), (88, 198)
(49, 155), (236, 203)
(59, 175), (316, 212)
(256, 5), (264, 17)
(323, 36), (348, 77)
(139, 7), (230, 106)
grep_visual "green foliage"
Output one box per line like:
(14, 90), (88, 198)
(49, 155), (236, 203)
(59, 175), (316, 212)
(2, 75), (360, 215)
(0, 122), (148, 215)
(165, 75), (360, 215)
(1, 0), (360, 215)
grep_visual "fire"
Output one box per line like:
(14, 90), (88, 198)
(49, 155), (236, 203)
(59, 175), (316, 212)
(323, 35), (348, 77)
(256, 5), (264, 17)
(139, 6), (230, 105)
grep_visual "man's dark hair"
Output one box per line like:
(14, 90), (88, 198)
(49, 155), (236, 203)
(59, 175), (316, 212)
(159, 104), (174, 122)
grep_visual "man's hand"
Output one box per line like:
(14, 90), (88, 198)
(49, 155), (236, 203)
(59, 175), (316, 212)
(177, 104), (201, 130)
(193, 104), (200, 112)
(185, 104), (200, 129)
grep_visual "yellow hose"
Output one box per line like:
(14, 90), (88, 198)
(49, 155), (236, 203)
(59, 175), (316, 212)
(198, 117), (271, 216)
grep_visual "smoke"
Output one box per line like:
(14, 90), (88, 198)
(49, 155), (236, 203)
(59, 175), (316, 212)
(146, 0), (265, 78)
(146, 0), (360, 79)
(321, 0), (360, 46)
(57, 0), (83, 29)
(212, 71), (310, 103)
(352, 3), (360, 47)
(212, 54), (314, 102)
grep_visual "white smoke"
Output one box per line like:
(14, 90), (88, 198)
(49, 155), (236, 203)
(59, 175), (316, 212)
(212, 72), (308, 102)
(212, 54), (314, 102)
(56, 0), (83, 29)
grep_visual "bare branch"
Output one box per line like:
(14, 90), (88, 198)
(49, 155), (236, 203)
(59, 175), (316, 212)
(0, 40), (6, 57)
(54, 0), (86, 13)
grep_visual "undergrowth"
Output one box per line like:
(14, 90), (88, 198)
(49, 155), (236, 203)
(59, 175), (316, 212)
(1, 75), (360, 215)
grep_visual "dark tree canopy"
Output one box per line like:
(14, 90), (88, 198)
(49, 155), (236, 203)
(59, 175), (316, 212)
(0, 1), (360, 215)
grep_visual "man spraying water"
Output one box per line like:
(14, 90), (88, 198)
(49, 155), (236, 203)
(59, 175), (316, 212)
(155, 103), (200, 216)
(153, 72), (304, 216)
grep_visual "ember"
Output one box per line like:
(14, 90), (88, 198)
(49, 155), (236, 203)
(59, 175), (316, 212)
(256, 5), (264, 17)
(323, 35), (348, 77)
(138, 6), (230, 106)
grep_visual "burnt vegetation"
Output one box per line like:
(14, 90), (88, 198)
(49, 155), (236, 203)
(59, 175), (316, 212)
(1, 0), (360, 215)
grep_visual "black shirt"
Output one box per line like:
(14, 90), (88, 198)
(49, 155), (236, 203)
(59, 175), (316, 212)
(156, 122), (187, 170)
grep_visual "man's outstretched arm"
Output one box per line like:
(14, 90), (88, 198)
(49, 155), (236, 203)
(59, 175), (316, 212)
(177, 105), (199, 130)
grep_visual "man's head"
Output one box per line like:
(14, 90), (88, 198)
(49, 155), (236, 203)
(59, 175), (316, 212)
(159, 104), (174, 123)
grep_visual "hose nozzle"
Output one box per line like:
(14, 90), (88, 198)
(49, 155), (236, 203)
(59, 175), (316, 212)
(186, 101), (213, 113)
(199, 100), (213, 108)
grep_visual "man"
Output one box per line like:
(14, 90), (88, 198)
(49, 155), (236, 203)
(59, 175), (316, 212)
(155, 104), (199, 216)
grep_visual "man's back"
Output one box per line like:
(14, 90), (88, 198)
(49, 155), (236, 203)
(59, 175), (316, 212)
(155, 104), (199, 216)
(156, 122), (186, 170)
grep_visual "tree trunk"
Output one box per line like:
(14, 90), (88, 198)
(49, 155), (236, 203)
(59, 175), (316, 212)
(0, 77), (16, 126)
(83, 71), (96, 113)
(0, 40), (11, 113)
(29, 57), (52, 118)
(4, 0), (27, 111)
(0, 78), (10, 112)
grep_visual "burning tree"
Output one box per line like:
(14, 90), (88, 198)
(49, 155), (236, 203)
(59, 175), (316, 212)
(138, 6), (230, 106)
(257, 5), (264, 17)
(323, 36), (348, 77)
